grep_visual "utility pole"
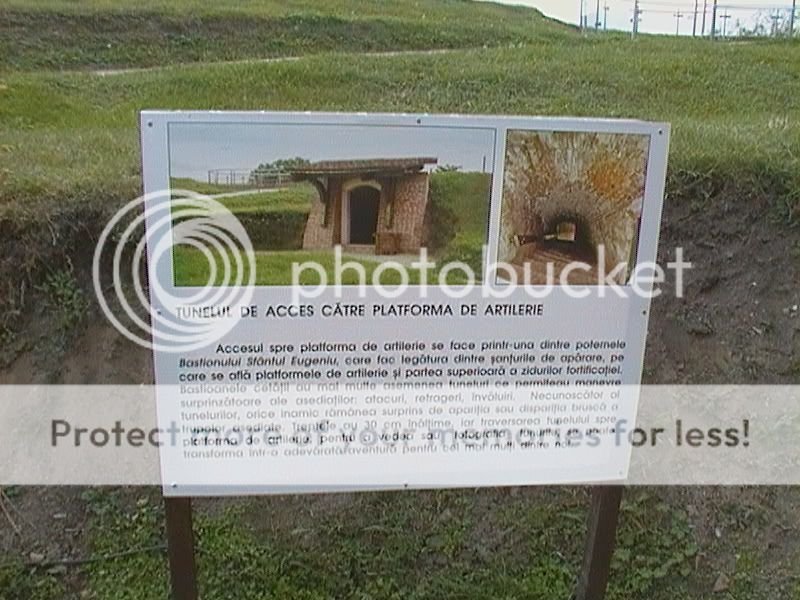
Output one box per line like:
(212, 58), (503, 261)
(632, 0), (642, 38)
(692, 0), (699, 36)
(674, 10), (685, 35)
(711, 0), (718, 39)
(595, 0), (602, 29)
(790, 0), (796, 37)
(770, 10), (781, 37)
(720, 10), (731, 37)
(580, 0), (585, 32)
(702, 0), (708, 35)
(604, 2), (610, 30)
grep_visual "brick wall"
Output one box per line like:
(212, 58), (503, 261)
(378, 173), (429, 253)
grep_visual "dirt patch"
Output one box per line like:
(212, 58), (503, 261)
(0, 486), (92, 592)
(645, 187), (800, 384)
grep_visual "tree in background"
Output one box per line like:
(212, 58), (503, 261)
(249, 157), (309, 186)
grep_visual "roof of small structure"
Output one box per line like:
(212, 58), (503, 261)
(291, 157), (438, 177)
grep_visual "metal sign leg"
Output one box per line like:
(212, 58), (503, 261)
(165, 497), (199, 600)
(575, 486), (624, 600)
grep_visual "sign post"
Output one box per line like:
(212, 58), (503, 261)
(576, 486), (625, 600)
(164, 498), (198, 600)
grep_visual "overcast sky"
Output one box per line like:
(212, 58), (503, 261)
(490, 0), (795, 36)
(169, 123), (495, 180)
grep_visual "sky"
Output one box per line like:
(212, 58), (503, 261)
(490, 0), (796, 36)
(169, 123), (495, 181)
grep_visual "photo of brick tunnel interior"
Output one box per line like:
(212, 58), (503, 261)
(498, 129), (650, 285)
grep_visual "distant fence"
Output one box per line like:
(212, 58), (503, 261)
(207, 168), (292, 188)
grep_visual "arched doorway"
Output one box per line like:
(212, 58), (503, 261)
(541, 214), (597, 265)
(347, 186), (381, 245)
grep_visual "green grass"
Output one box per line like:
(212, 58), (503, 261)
(1, 37), (798, 220)
(429, 170), (492, 239)
(0, 558), (65, 600)
(173, 184), (314, 214)
(74, 488), (700, 600)
(173, 248), (475, 286)
(1, 10), (799, 600)
(216, 185), (316, 214)
(171, 178), (317, 205)
(0, 1), (567, 72)
(170, 177), (254, 195)
(5, 487), (796, 600)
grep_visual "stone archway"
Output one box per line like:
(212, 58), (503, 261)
(540, 212), (597, 265)
(290, 157), (437, 252)
(346, 185), (381, 245)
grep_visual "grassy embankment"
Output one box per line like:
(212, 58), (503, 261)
(169, 177), (256, 195)
(1, 3), (799, 598)
(2, 38), (797, 210)
(0, 487), (705, 600)
(0, 0), (568, 72)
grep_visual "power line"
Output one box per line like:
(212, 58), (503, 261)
(711, 0), (719, 38)
(632, 0), (643, 37)
(702, 0), (708, 33)
(770, 8), (782, 34)
(596, 0), (796, 36)
(720, 9), (732, 34)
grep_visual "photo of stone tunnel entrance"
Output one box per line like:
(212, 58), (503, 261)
(497, 130), (650, 285)
(291, 157), (437, 255)
(166, 120), (495, 286)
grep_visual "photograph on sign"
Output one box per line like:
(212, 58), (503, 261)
(498, 130), (649, 285)
(167, 122), (495, 286)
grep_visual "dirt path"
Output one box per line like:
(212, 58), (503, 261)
(92, 48), (466, 77)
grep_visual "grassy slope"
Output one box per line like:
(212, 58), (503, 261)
(1, 0), (553, 20)
(216, 186), (316, 214)
(429, 171), (492, 238)
(79, 489), (700, 600)
(170, 177), (253, 194)
(173, 248), (463, 286)
(1, 37), (798, 218)
(0, 0), (566, 71)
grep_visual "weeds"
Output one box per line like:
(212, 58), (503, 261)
(34, 269), (88, 348)
(74, 489), (701, 599)
(0, 558), (64, 600)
